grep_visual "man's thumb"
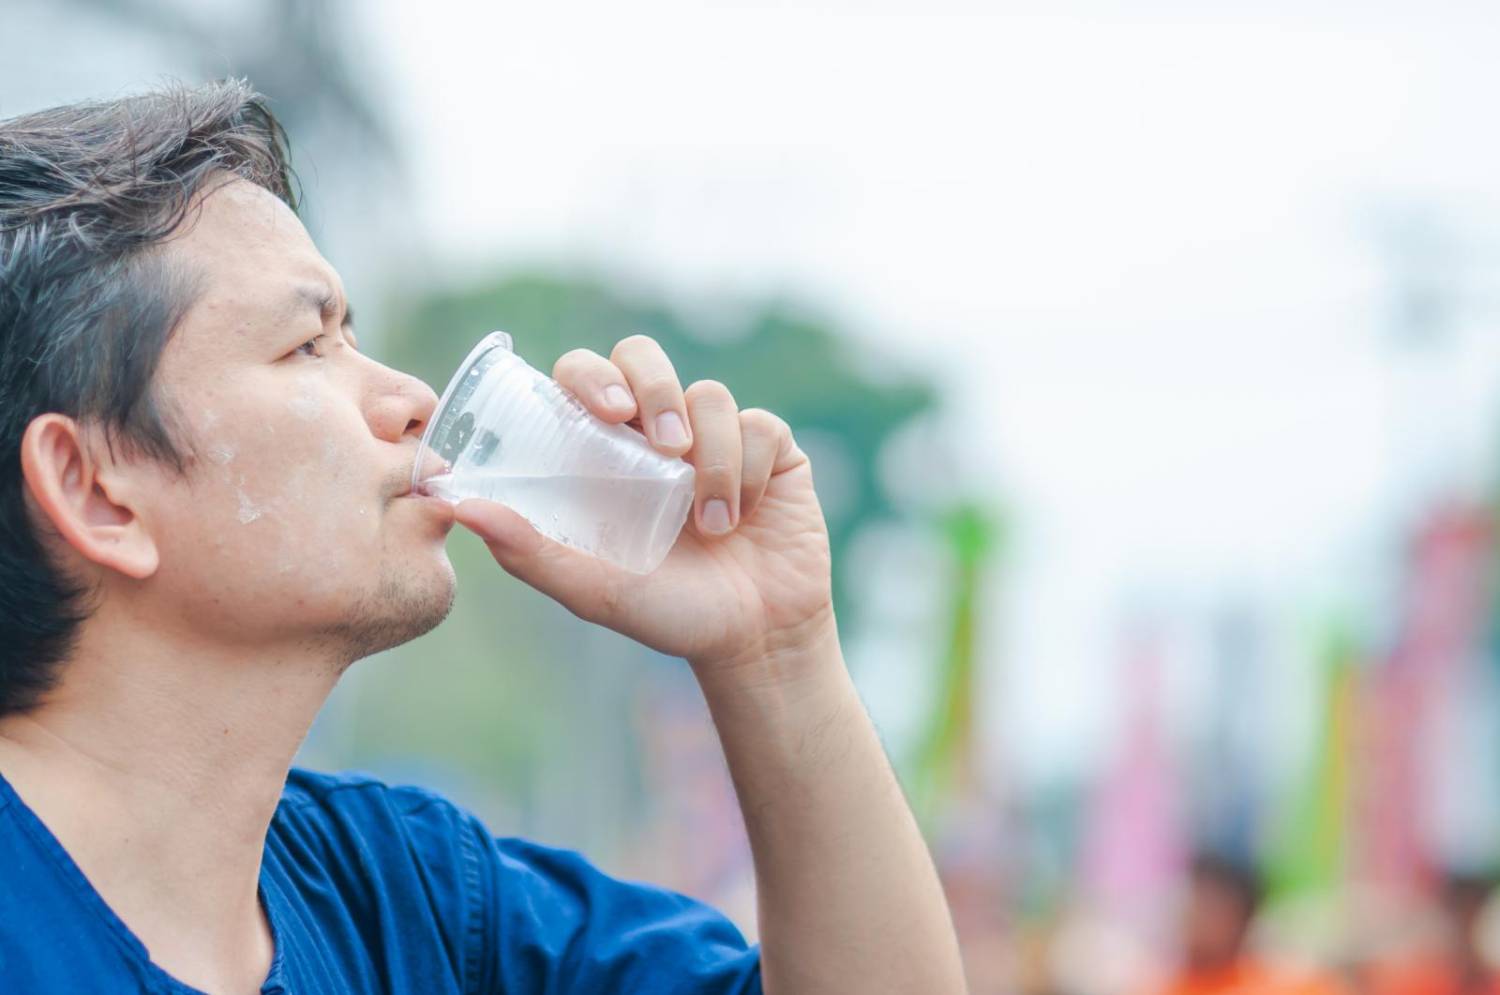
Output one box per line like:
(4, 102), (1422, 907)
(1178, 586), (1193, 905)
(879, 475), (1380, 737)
(451, 498), (618, 621)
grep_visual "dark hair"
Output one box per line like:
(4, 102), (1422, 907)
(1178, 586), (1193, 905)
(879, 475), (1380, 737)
(1443, 868), (1498, 911)
(0, 79), (296, 716)
(1189, 851), (1262, 919)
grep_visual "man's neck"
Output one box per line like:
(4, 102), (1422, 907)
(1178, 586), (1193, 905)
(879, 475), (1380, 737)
(0, 605), (345, 993)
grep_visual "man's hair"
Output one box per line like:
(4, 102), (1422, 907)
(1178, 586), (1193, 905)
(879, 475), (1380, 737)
(0, 79), (296, 717)
(1189, 850), (1262, 920)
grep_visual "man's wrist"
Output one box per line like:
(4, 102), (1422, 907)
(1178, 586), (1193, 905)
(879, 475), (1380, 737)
(690, 612), (860, 787)
(687, 608), (858, 763)
(687, 607), (844, 697)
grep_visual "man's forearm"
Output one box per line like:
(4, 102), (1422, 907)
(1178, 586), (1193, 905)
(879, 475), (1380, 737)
(694, 626), (967, 994)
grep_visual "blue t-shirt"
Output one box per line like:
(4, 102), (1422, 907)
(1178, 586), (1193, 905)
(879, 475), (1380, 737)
(0, 767), (762, 994)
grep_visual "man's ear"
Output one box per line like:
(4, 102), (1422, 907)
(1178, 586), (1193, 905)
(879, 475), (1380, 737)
(19, 414), (161, 580)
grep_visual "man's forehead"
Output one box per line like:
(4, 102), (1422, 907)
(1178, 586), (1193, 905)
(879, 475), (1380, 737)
(181, 176), (306, 248)
(171, 178), (345, 326)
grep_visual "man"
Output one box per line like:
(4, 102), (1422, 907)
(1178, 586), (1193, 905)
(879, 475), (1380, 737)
(1366, 872), (1500, 995)
(1146, 854), (1343, 995)
(0, 80), (966, 994)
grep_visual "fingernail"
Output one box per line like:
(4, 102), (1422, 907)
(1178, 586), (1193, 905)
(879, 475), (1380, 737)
(655, 410), (689, 448)
(603, 384), (633, 410)
(701, 498), (732, 535)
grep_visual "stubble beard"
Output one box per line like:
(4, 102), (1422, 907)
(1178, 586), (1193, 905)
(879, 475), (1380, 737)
(324, 557), (458, 671)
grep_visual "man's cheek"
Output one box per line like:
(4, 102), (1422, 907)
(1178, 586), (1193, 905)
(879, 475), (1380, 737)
(318, 431), (360, 488)
(179, 403), (377, 578)
(269, 442), (377, 587)
(233, 471), (269, 524)
(286, 372), (327, 423)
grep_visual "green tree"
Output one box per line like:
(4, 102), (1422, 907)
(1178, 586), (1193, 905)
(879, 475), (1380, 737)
(338, 269), (941, 852)
(386, 269), (937, 629)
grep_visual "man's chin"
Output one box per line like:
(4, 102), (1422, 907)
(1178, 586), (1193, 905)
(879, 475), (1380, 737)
(334, 559), (458, 663)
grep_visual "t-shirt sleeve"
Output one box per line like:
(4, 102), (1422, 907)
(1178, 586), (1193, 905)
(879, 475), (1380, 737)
(455, 812), (763, 995)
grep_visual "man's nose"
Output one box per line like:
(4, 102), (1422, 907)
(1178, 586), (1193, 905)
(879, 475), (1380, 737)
(368, 367), (440, 444)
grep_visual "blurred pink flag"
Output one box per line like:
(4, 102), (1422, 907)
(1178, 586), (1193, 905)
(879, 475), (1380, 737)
(1081, 629), (1186, 913)
(1360, 503), (1492, 896)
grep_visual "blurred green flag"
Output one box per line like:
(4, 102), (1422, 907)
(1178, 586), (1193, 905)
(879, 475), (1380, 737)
(1267, 621), (1359, 900)
(911, 501), (1003, 830)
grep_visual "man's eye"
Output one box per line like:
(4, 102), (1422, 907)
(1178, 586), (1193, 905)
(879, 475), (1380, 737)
(293, 336), (323, 358)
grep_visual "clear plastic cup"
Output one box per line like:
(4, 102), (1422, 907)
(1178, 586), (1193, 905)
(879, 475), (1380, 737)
(411, 331), (696, 574)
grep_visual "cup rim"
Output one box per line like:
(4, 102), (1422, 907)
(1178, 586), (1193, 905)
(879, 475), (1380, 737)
(410, 330), (515, 491)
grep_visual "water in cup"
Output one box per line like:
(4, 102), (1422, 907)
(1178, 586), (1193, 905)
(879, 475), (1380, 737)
(413, 331), (696, 574)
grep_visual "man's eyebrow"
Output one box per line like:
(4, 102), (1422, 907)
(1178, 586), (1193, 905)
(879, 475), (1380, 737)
(284, 283), (356, 330)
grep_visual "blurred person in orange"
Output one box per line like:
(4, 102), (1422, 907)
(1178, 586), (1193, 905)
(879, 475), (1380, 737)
(1367, 872), (1500, 995)
(1145, 853), (1345, 995)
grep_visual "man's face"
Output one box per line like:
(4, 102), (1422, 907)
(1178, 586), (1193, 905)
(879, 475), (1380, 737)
(1182, 875), (1251, 969)
(136, 177), (456, 660)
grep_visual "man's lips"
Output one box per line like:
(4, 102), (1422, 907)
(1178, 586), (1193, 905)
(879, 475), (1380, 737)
(398, 484), (448, 501)
(387, 451), (450, 501)
(393, 456), (450, 501)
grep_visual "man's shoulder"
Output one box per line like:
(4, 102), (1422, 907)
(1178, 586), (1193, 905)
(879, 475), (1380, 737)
(280, 766), (460, 817)
(261, 770), (499, 985)
(267, 774), (762, 992)
(271, 767), (480, 859)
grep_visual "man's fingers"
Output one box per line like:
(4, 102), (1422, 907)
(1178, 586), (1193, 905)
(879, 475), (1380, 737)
(552, 348), (637, 423)
(683, 380), (742, 536)
(738, 408), (785, 519)
(609, 335), (691, 455)
(452, 498), (628, 627)
(452, 498), (546, 555)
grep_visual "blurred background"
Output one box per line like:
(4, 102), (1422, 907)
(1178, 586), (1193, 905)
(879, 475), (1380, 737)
(10, 0), (1500, 990)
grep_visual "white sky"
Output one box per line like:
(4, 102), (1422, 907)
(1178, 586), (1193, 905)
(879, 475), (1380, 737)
(6, 0), (1498, 791)
(359, 1), (1500, 782)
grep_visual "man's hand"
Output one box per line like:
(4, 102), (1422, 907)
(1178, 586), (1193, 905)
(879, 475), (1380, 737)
(457, 334), (969, 992)
(453, 334), (835, 678)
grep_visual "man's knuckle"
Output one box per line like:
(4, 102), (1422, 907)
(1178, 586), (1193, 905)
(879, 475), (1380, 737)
(742, 407), (787, 434)
(686, 379), (735, 406)
(611, 333), (659, 358)
(599, 578), (626, 617)
(554, 348), (597, 373)
(697, 457), (737, 479)
(636, 373), (681, 398)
